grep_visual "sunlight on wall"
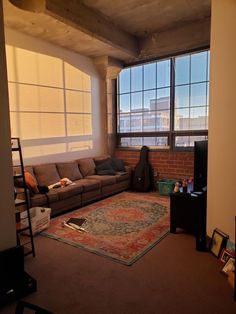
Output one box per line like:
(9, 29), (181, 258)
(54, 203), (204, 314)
(6, 45), (93, 158)
(22, 141), (93, 158)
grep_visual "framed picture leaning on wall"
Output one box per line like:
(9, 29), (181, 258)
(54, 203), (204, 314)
(210, 228), (229, 258)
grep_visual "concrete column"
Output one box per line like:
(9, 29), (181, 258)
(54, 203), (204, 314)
(94, 56), (123, 156)
(0, 0), (17, 250)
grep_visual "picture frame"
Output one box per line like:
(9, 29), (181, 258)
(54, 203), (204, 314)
(221, 257), (235, 276)
(210, 228), (229, 258)
(220, 248), (234, 264)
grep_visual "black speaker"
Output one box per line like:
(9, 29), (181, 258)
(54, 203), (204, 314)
(194, 140), (208, 192)
(0, 246), (37, 307)
(0, 245), (24, 286)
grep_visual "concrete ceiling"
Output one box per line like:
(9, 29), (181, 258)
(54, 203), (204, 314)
(3, 0), (211, 65)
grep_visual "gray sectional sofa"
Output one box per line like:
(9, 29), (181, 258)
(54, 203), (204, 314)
(24, 156), (131, 217)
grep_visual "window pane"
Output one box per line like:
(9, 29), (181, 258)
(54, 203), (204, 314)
(131, 92), (142, 111)
(131, 65), (142, 92)
(119, 136), (169, 148)
(191, 51), (207, 83)
(119, 68), (130, 93)
(120, 94), (130, 113)
(156, 88), (170, 110)
(143, 137), (156, 146)
(189, 136), (207, 146)
(131, 137), (142, 146)
(175, 136), (190, 147)
(190, 83), (207, 107)
(119, 113), (130, 133)
(207, 83), (209, 106)
(156, 137), (168, 147)
(144, 63), (156, 90)
(144, 137), (168, 148)
(207, 51), (210, 81)
(190, 107), (207, 130)
(144, 90), (155, 110)
(120, 137), (131, 146)
(157, 60), (170, 88)
(206, 106), (209, 128)
(175, 136), (207, 147)
(131, 113), (142, 132)
(175, 108), (190, 130)
(175, 55), (190, 85)
(143, 112), (156, 132)
(175, 85), (189, 108)
(156, 110), (170, 131)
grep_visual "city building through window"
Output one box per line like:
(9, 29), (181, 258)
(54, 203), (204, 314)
(117, 49), (209, 149)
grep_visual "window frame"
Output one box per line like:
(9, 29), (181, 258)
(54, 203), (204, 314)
(116, 47), (209, 151)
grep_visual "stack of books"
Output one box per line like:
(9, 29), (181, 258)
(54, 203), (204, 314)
(63, 217), (86, 232)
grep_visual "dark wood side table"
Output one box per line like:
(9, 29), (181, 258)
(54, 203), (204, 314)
(170, 192), (207, 251)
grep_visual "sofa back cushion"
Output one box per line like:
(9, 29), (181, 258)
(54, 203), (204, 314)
(77, 158), (96, 177)
(56, 162), (83, 181)
(34, 164), (61, 186)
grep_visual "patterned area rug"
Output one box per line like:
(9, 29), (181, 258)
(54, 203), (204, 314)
(41, 192), (170, 265)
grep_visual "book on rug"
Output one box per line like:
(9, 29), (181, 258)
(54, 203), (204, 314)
(65, 218), (87, 232)
(62, 220), (86, 233)
(66, 217), (86, 227)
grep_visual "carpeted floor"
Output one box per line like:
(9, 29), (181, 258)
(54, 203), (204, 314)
(42, 192), (169, 265)
(0, 193), (236, 314)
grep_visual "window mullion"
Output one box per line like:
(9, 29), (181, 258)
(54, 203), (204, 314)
(170, 58), (175, 149)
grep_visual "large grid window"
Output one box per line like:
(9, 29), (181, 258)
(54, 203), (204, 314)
(117, 49), (209, 149)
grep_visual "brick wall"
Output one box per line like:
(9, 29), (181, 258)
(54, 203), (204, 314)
(115, 149), (194, 181)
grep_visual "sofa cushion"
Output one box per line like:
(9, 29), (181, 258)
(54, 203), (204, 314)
(46, 189), (60, 203)
(115, 172), (130, 183)
(77, 158), (96, 177)
(34, 164), (60, 186)
(56, 162), (83, 181)
(85, 175), (116, 186)
(30, 193), (48, 207)
(57, 184), (83, 200)
(74, 179), (101, 192)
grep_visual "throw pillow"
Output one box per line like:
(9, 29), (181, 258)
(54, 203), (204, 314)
(24, 171), (39, 194)
(95, 159), (116, 175)
(110, 157), (126, 172)
(94, 156), (111, 166)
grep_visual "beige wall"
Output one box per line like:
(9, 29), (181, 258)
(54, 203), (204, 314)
(0, 1), (17, 251)
(4, 27), (105, 165)
(208, 0), (236, 241)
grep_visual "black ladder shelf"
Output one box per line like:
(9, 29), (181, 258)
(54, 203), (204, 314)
(12, 137), (35, 257)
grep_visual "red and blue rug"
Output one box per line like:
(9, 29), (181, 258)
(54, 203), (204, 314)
(42, 192), (170, 265)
